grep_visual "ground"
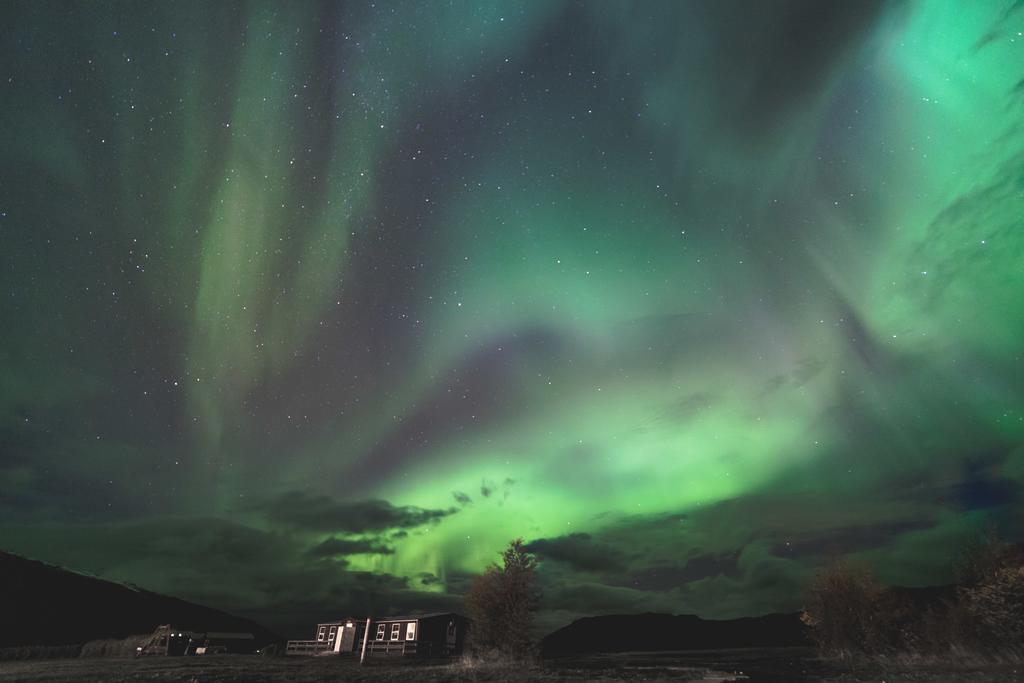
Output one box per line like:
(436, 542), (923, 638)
(0, 649), (1022, 682)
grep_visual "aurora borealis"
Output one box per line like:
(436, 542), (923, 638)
(2, 0), (1023, 636)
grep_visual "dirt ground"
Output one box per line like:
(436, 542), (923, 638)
(1, 649), (1022, 682)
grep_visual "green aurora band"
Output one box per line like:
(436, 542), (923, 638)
(1, 0), (1023, 634)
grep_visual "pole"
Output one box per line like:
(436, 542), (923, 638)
(359, 617), (371, 665)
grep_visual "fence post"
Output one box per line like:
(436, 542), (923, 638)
(360, 617), (371, 665)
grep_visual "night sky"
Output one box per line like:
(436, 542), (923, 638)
(2, 1), (1023, 637)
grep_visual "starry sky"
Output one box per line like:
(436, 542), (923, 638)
(2, 0), (1023, 637)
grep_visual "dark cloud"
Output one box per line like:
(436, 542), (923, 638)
(608, 552), (741, 593)
(526, 533), (628, 573)
(607, 509), (689, 532)
(415, 572), (441, 587)
(307, 537), (394, 558)
(951, 456), (1021, 511)
(770, 520), (934, 559)
(952, 476), (1020, 511)
(878, 452), (1024, 513)
(0, 421), (190, 523)
(253, 491), (457, 533)
(442, 569), (480, 597)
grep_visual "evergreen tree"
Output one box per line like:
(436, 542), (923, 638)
(464, 538), (540, 658)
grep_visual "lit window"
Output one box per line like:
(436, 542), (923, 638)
(317, 626), (326, 642)
(376, 624), (386, 641)
(406, 623), (416, 641)
(391, 624), (401, 641)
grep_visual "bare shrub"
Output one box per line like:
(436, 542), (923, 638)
(961, 565), (1024, 649)
(804, 531), (1024, 662)
(952, 528), (1024, 653)
(955, 527), (1014, 585)
(916, 599), (976, 656)
(801, 559), (900, 658)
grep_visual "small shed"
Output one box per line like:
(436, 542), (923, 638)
(364, 612), (469, 658)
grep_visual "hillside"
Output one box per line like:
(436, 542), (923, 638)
(0, 550), (279, 648)
(541, 612), (809, 655)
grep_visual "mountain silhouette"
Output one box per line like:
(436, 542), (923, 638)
(0, 550), (279, 648)
(541, 612), (810, 654)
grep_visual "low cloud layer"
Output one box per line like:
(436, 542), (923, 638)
(253, 492), (458, 534)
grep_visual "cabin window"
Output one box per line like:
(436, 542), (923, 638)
(328, 626), (337, 642)
(447, 621), (457, 638)
(376, 624), (386, 640)
(391, 623), (401, 641)
(406, 623), (416, 641)
(317, 626), (326, 642)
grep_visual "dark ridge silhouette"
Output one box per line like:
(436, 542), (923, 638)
(0, 550), (279, 648)
(541, 612), (810, 655)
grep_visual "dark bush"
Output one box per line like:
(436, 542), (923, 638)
(961, 565), (1024, 649)
(804, 531), (1024, 661)
(801, 559), (902, 657)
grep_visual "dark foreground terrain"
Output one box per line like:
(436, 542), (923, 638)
(1, 649), (1023, 682)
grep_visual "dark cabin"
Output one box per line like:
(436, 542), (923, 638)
(364, 612), (469, 658)
(136, 625), (190, 657)
(136, 624), (258, 656)
(285, 618), (367, 656)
